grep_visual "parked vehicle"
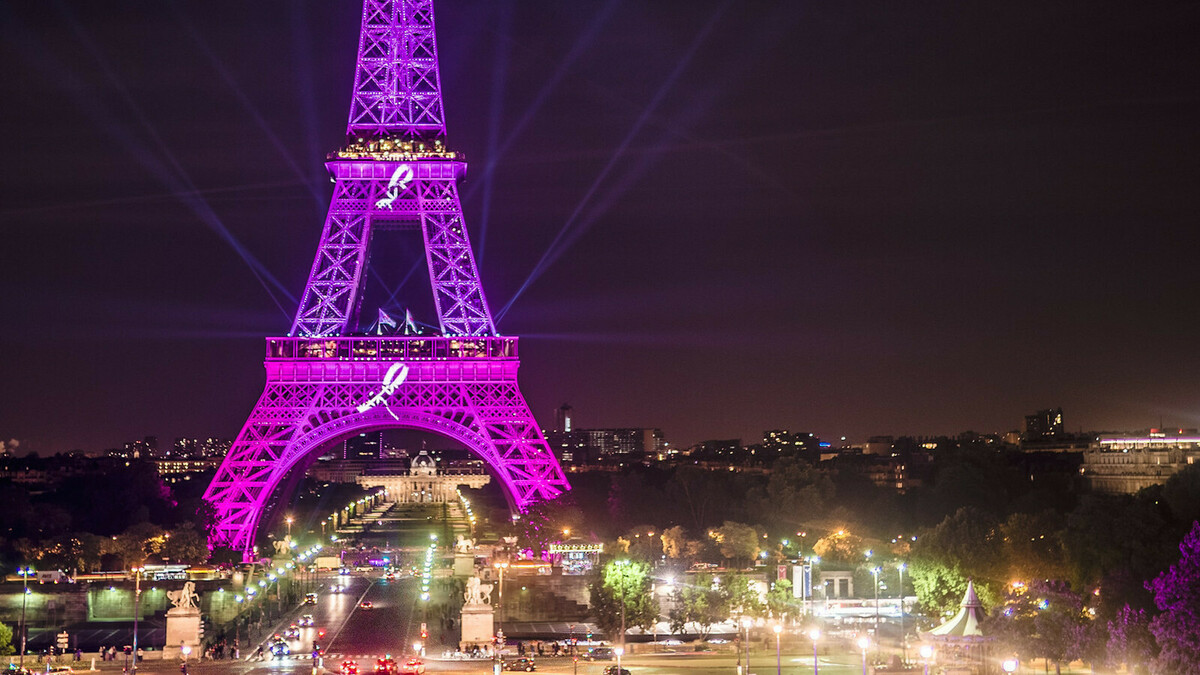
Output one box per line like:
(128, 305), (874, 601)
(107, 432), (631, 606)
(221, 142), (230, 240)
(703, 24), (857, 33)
(585, 647), (614, 661)
(503, 658), (537, 672)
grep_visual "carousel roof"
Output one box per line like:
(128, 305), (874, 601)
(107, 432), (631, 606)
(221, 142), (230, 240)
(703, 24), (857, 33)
(927, 580), (989, 639)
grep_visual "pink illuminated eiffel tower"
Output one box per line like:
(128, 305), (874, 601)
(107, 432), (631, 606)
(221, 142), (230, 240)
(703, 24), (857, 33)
(204, 0), (570, 558)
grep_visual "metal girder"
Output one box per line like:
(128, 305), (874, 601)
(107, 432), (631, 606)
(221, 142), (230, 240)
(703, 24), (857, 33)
(205, 0), (570, 559)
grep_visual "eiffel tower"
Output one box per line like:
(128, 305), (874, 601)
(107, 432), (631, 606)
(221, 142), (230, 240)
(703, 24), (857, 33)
(204, 0), (570, 558)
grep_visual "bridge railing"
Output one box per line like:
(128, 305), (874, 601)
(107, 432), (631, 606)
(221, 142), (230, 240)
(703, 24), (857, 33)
(266, 336), (518, 361)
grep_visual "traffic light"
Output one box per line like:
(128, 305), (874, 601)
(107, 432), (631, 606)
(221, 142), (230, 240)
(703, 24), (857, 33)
(420, 622), (427, 640)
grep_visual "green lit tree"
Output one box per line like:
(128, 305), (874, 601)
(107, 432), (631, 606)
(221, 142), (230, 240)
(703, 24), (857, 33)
(669, 573), (727, 638)
(590, 559), (659, 644)
(0, 621), (14, 656)
(765, 578), (798, 619)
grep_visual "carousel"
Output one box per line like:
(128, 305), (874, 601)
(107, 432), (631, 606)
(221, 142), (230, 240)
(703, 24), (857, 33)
(921, 580), (997, 674)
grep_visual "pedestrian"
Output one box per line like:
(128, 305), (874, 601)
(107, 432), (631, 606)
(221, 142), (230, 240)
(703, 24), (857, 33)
(99, 645), (106, 662)
(137, 648), (144, 662)
(76, 648), (82, 661)
(180, 661), (188, 675)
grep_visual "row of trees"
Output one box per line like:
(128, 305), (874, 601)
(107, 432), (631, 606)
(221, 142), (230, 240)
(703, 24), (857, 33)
(587, 559), (801, 642)
(978, 521), (1200, 674)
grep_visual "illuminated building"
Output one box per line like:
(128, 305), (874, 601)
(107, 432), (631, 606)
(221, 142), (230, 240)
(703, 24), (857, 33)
(1081, 429), (1200, 493)
(355, 451), (489, 503)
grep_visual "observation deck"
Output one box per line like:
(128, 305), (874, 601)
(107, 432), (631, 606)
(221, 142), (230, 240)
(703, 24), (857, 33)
(266, 335), (517, 362)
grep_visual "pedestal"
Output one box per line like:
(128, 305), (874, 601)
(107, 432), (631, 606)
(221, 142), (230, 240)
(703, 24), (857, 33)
(162, 607), (201, 660)
(453, 554), (475, 577)
(460, 602), (494, 649)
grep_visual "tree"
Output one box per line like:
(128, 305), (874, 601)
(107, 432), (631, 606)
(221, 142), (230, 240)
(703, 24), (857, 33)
(712, 522), (760, 568)
(669, 573), (727, 638)
(590, 560), (658, 643)
(987, 580), (1088, 675)
(910, 507), (1004, 616)
(163, 525), (210, 564)
(999, 510), (1067, 583)
(1106, 605), (1157, 675)
(0, 621), (14, 656)
(623, 525), (660, 561)
(765, 578), (798, 619)
(723, 572), (764, 617)
(746, 457), (834, 529)
(1146, 521), (1200, 675)
(661, 526), (687, 559)
(812, 529), (865, 565)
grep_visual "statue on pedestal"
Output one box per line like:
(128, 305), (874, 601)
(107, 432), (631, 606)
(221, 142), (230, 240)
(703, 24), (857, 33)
(455, 535), (476, 553)
(463, 576), (493, 605)
(167, 582), (199, 610)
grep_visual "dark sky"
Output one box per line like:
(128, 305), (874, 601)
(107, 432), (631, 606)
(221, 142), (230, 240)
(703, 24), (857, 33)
(2, 1), (1200, 454)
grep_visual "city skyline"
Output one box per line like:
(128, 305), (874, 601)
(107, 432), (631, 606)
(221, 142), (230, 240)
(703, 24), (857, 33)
(3, 2), (1200, 453)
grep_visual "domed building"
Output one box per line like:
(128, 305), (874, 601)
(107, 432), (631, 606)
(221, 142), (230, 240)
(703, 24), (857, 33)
(356, 450), (490, 503)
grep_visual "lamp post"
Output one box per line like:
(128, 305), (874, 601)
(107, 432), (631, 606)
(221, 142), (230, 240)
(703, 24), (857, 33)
(857, 637), (869, 675)
(1001, 658), (1018, 673)
(774, 624), (782, 675)
(18, 566), (31, 669)
(871, 567), (881, 639)
(808, 628), (820, 675)
(742, 617), (752, 674)
(897, 563), (906, 663)
(919, 644), (933, 675)
(615, 646), (624, 674)
(132, 566), (144, 673)
(493, 562), (509, 635)
(286, 515), (294, 540)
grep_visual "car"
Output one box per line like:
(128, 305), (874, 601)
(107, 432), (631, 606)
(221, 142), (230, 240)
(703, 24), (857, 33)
(398, 659), (425, 675)
(585, 647), (614, 661)
(299, 614), (315, 626)
(603, 668), (631, 675)
(269, 638), (291, 658)
(375, 657), (398, 675)
(304, 592), (318, 605)
(503, 658), (536, 672)
(341, 661), (359, 675)
(359, 600), (374, 609)
(331, 583), (345, 592)
(283, 625), (301, 639)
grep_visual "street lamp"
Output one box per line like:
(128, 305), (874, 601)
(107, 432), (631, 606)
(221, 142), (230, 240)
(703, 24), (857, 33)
(919, 644), (933, 675)
(808, 628), (821, 675)
(132, 566), (144, 673)
(286, 515), (294, 540)
(774, 624), (782, 675)
(18, 566), (32, 668)
(897, 563), (907, 663)
(857, 636), (869, 675)
(615, 646), (624, 673)
(871, 567), (881, 638)
(493, 561), (509, 635)
(1002, 658), (1019, 673)
(742, 616), (753, 673)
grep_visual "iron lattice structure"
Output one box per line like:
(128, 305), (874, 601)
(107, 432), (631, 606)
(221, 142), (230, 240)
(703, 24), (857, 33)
(204, 0), (570, 558)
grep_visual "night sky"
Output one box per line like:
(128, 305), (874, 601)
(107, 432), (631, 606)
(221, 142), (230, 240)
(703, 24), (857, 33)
(2, 1), (1200, 454)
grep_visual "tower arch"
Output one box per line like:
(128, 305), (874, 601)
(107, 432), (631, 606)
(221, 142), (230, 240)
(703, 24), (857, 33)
(202, 0), (570, 559)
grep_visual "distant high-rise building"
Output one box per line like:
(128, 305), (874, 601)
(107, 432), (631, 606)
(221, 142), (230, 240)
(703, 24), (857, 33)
(1024, 408), (1065, 440)
(555, 404), (574, 432)
(762, 430), (823, 461)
